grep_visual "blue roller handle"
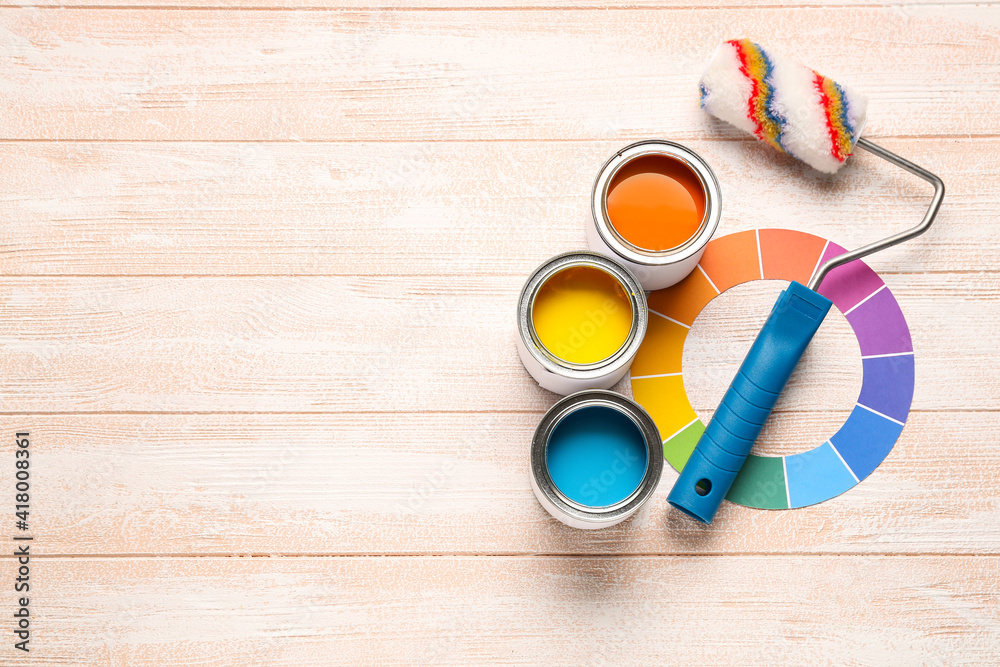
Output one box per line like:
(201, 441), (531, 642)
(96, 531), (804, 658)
(667, 281), (832, 523)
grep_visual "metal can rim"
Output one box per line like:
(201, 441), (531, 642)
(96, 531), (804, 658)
(531, 390), (664, 526)
(591, 139), (722, 266)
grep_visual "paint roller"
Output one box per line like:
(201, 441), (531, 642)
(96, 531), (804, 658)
(667, 39), (945, 523)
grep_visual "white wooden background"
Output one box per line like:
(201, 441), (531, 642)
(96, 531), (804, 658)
(2, 2), (999, 665)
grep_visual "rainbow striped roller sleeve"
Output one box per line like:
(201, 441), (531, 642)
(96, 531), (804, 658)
(699, 39), (868, 174)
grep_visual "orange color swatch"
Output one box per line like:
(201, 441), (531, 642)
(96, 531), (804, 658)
(759, 228), (828, 284)
(646, 268), (718, 327)
(698, 230), (760, 291)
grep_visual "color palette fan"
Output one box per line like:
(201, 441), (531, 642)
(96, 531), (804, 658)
(630, 229), (914, 509)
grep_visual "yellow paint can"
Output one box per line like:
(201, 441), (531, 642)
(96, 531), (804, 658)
(516, 252), (647, 395)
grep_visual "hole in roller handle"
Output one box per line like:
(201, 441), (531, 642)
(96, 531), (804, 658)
(666, 281), (833, 523)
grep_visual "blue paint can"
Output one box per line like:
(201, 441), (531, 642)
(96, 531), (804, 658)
(530, 390), (663, 529)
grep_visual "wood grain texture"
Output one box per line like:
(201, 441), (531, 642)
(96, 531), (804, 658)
(0, 138), (988, 276)
(6, 556), (998, 665)
(0, 0), (981, 9)
(4, 411), (998, 556)
(0, 274), (995, 413)
(2, 6), (999, 141)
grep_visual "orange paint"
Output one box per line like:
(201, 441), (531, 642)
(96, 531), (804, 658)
(605, 155), (706, 252)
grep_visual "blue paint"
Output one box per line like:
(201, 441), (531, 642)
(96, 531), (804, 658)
(545, 406), (648, 507)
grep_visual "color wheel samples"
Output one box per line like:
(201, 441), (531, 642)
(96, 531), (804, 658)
(630, 229), (914, 509)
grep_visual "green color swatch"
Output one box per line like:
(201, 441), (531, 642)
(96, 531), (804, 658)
(663, 419), (705, 472)
(726, 454), (788, 509)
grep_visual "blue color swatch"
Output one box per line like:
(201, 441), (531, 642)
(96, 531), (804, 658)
(785, 442), (857, 509)
(858, 354), (914, 423)
(831, 405), (905, 481)
(545, 406), (648, 507)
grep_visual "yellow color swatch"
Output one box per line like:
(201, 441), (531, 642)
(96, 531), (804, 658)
(531, 266), (633, 365)
(629, 314), (687, 377)
(631, 375), (698, 445)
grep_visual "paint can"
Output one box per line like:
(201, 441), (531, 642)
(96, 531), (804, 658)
(516, 252), (647, 395)
(530, 390), (663, 529)
(588, 140), (722, 290)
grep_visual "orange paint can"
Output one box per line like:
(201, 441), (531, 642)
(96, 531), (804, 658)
(588, 141), (721, 290)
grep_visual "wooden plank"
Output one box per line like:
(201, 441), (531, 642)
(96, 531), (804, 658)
(0, 0), (980, 9)
(2, 7), (999, 141)
(0, 137), (986, 276)
(0, 274), (1000, 413)
(4, 411), (998, 556)
(8, 556), (999, 664)
(0, 273), (995, 413)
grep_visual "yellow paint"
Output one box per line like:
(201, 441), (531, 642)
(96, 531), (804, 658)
(531, 265), (633, 365)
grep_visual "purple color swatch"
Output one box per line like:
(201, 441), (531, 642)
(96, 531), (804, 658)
(846, 288), (913, 356)
(816, 242), (886, 313)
